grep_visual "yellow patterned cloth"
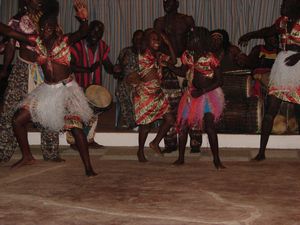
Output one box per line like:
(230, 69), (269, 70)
(134, 49), (170, 125)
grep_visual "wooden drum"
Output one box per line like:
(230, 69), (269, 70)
(222, 69), (252, 99)
(217, 97), (263, 133)
(85, 85), (113, 114)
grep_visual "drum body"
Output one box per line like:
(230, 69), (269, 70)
(217, 97), (263, 133)
(85, 85), (112, 114)
(222, 70), (252, 99)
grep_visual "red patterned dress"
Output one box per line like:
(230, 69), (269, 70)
(269, 17), (300, 104)
(134, 49), (170, 125)
(177, 51), (225, 132)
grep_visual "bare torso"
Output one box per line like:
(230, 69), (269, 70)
(154, 13), (194, 57)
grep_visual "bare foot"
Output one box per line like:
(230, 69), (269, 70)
(86, 170), (97, 177)
(137, 151), (148, 162)
(11, 157), (36, 169)
(213, 159), (226, 170)
(173, 159), (184, 165)
(149, 142), (163, 155)
(252, 153), (266, 161)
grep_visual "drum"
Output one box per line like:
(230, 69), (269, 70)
(272, 102), (298, 134)
(85, 85), (112, 114)
(222, 69), (252, 99)
(217, 97), (263, 134)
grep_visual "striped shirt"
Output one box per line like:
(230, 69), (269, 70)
(71, 39), (110, 89)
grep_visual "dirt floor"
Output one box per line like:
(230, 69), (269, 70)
(1, 147), (300, 225)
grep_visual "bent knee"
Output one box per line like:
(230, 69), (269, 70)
(12, 109), (30, 127)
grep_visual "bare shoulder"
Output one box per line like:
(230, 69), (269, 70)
(177, 13), (195, 26)
(153, 16), (164, 29)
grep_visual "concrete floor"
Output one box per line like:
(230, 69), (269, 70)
(1, 147), (300, 225)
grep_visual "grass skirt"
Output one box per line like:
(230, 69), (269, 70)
(19, 79), (93, 132)
(269, 50), (300, 104)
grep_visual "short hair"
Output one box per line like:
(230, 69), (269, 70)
(41, 0), (59, 17)
(89, 20), (104, 32)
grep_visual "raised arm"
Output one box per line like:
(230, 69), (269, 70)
(68, 0), (89, 45)
(161, 33), (176, 65)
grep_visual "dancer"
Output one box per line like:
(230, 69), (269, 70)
(169, 27), (225, 169)
(0, 0), (62, 163)
(130, 28), (175, 162)
(238, 0), (300, 161)
(1, 0), (97, 176)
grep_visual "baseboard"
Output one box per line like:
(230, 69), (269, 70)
(27, 132), (300, 149)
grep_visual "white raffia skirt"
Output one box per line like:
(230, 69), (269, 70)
(19, 77), (93, 132)
(269, 50), (300, 104)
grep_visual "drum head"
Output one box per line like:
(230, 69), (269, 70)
(85, 85), (112, 109)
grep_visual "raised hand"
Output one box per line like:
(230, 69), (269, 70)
(73, 0), (88, 20)
(238, 33), (251, 47)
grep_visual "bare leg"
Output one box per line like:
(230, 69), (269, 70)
(254, 95), (282, 161)
(150, 113), (174, 154)
(173, 128), (188, 165)
(138, 124), (151, 162)
(71, 128), (97, 177)
(11, 109), (36, 168)
(204, 113), (225, 169)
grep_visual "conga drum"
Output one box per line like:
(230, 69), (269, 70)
(222, 69), (252, 99)
(85, 85), (113, 114)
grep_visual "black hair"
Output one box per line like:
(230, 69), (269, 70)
(41, 0), (59, 17)
(89, 20), (104, 32)
(38, 0), (59, 32)
(187, 26), (211, 54)
(39, 14), (58, 30)
(132, 29), (144, 39)
(210, 29), (231, 53)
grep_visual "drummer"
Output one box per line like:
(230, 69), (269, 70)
(210, 29), (247, 72)
(67, 20), (119, 149)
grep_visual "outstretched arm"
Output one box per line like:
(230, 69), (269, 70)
(0, 22), (33, 46)
(238, 24), (278, 47)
